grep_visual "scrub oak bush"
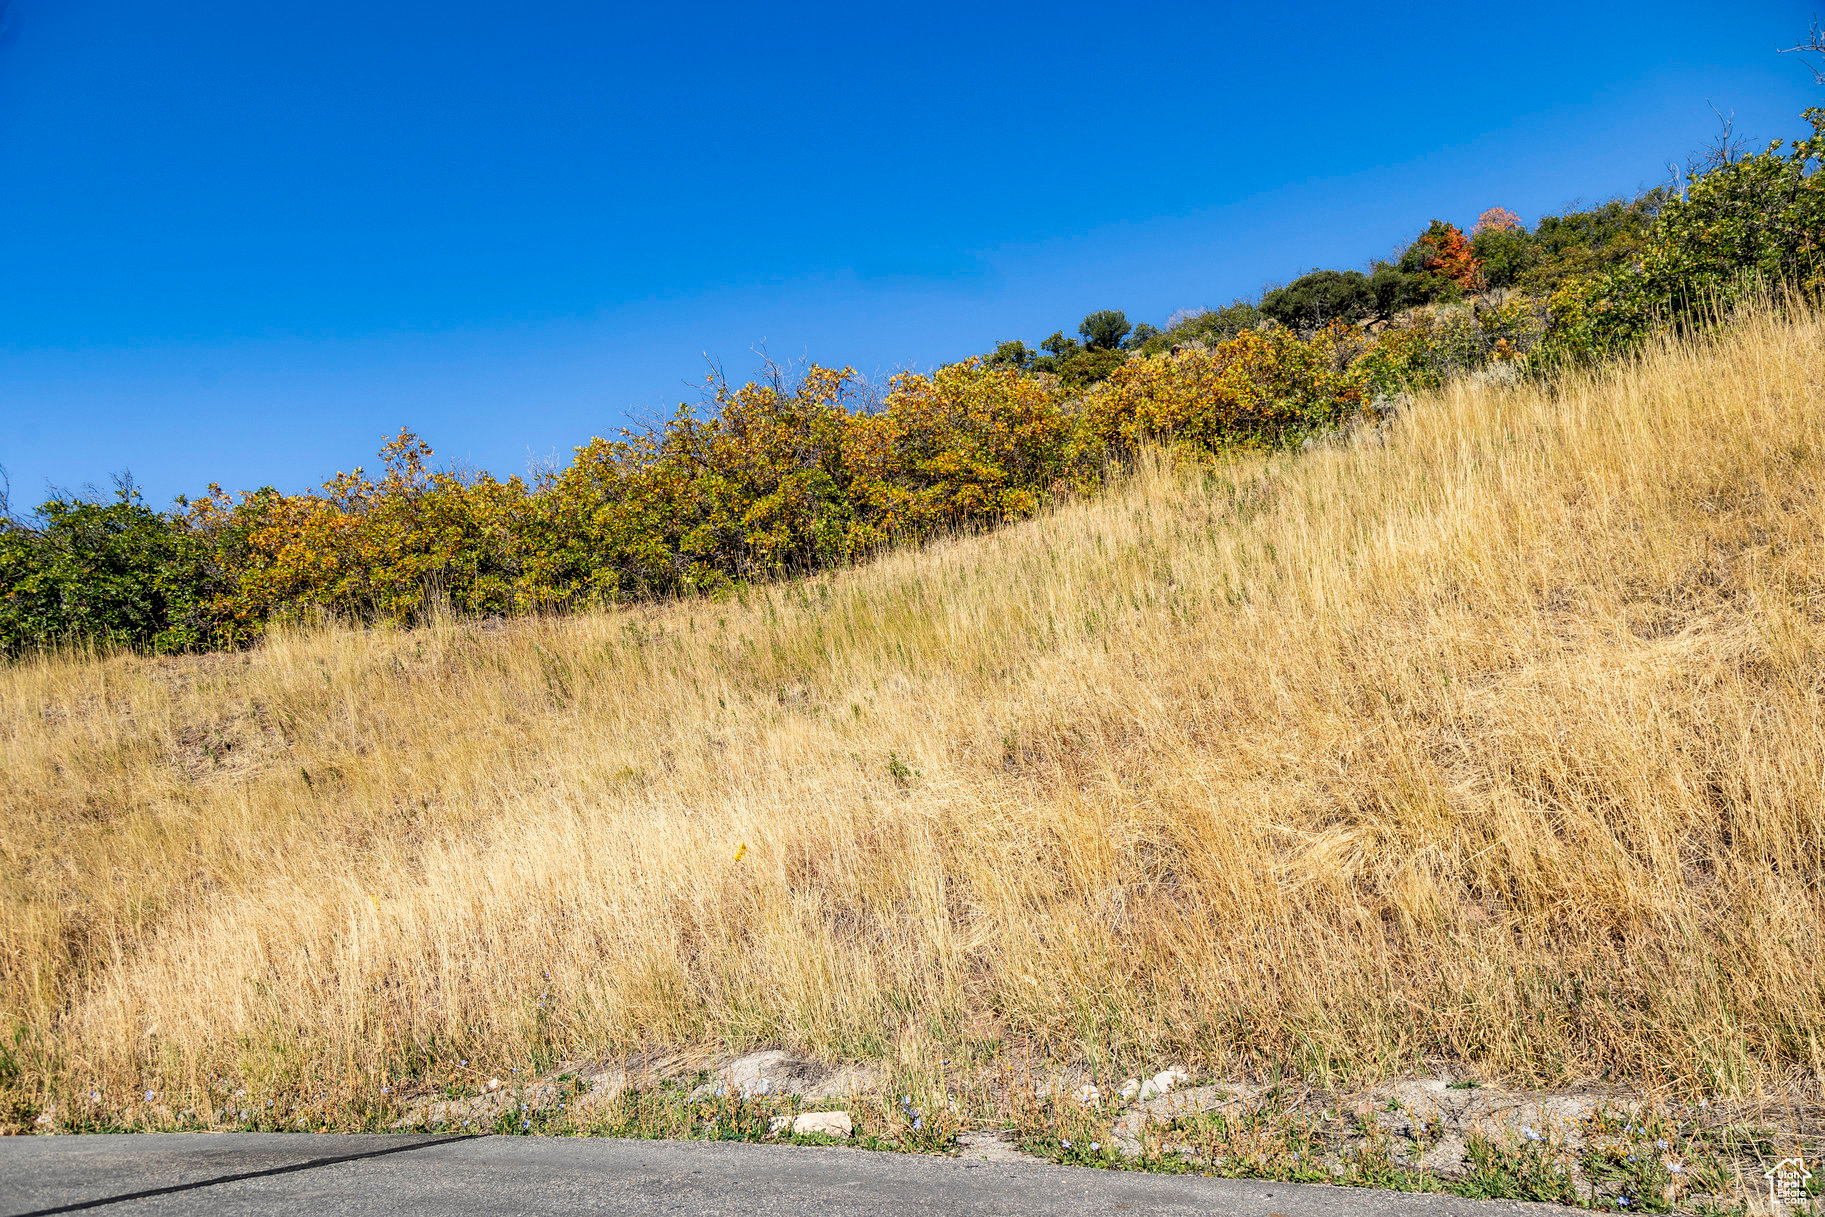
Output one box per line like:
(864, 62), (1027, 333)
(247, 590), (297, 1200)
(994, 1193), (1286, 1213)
(1084, 325), (1366, 454)
(0, 482), (221, 655)
(1537, 106), (1825, 367)
(849, 360), (1096, 536)
(1356, 299), (1547, 393)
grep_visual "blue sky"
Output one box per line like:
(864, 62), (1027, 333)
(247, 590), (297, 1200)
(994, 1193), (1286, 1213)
(1, 1), (1818, 506)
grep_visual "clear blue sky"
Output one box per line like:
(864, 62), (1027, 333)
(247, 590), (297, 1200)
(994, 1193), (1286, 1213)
(1, 1), (1817, 507)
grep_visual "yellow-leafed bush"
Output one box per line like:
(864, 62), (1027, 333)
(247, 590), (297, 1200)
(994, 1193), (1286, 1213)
(1084, 326), (1367, 454)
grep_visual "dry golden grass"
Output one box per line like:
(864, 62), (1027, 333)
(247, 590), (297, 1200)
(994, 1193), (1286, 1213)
(4, 307), (1823, 1123)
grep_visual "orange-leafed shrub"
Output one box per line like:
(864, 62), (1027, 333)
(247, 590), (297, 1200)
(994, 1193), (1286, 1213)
(1411, 220), (1486, 294)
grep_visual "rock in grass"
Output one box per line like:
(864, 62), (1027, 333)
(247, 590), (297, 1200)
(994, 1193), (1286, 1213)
(1147, 1068), (1191, 1099)
(716, 1050), (879, 1101)
(792, 1110), (853, 1138)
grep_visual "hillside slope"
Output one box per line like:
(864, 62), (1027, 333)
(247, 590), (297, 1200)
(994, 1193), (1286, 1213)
(3, 308), (1822, 1123)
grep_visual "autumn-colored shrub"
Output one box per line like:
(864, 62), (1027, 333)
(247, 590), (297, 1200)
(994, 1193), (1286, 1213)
(1401, 219), (1485, 296)
(850, 360), (1093, 538)
(1084, 326), (1366, 455)
(181, 432), (533, 639)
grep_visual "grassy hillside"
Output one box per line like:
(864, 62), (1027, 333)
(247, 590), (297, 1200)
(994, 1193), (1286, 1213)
(3, 305), (1822, 1128)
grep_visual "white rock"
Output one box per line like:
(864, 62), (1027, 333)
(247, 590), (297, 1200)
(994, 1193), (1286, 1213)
(768, 1115), (793, 1134)
(792, 1110), (852, 1138)
(1152, 1068), (1190, 1094)
(1118, 1078), (1141, 1102)
(1136, 1068), (1190, 1102)
(487, 1078), (501, 1090)
(1073, 1084), (1100, 1107)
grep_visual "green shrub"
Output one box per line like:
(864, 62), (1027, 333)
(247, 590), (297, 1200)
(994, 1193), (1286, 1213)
(1124, 322), (1162, 350)
(986, 339), (1036, 370)
(1260, 270), (1375, 331)
(1536, 107), (1825, 367)
(1468, 227), (1535, 290)
(1513, 190), (1670, 299)
(1358, 299), (1545, 393)
(1366, 265), (1433, 320)
(0, 483), (220, 656)
(1078, 309), (1132, 351)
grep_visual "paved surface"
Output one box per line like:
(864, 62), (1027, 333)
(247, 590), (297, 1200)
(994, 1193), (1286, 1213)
(0, 1134), (1568, 1216)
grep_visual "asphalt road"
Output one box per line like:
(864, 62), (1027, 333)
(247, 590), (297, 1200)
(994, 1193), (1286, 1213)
(0, 1134), (1568, 1216)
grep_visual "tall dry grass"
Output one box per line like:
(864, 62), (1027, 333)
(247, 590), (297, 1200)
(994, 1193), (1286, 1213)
(3, 307), (1823, 1122)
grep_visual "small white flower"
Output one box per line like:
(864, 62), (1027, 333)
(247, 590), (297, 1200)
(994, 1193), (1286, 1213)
(1090, 1141), (1100, 1152)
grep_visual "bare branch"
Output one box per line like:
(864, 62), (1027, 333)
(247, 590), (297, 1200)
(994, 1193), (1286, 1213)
(1780, 15), (1825, 84)
(1686, 102), (1749, 177)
